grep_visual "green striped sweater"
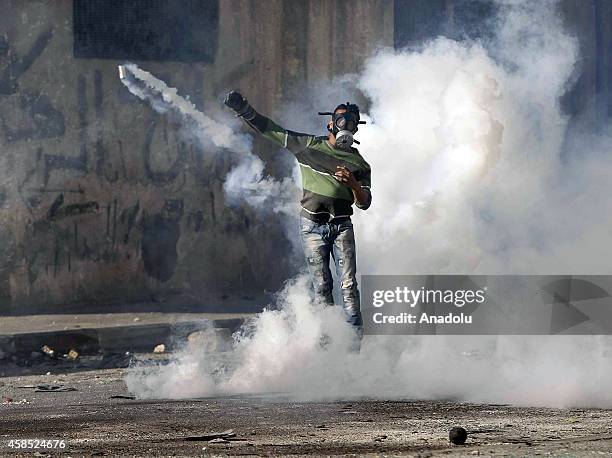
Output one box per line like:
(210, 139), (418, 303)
(244, 112), (372, 223)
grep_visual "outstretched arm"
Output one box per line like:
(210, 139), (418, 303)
(224, 90), (312, 154)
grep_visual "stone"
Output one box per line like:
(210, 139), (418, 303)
(449, 426), (468, 445)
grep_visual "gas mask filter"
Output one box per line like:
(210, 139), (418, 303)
(318, 102), (366, 150)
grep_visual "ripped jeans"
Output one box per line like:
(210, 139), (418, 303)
(299, 216), (363, 329)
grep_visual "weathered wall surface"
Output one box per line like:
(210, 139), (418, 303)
(559, 0), (612, 129)
(0, 0), (607, 314)
(0, 0), (393, 313)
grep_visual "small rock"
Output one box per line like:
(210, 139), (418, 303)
(153, 344), (165, 354)
(184, 429), (235, 442)
(34, 385), (76, 392)
(133, 317), (141, 322)
(450, 426), (468, 445)
(209, 438), (229, 444)
(109, 394), (135, 400)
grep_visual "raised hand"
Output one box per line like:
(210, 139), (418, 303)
(224, 90), (246, 112)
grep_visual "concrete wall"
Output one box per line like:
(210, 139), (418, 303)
(0, 0), (393, 313)
(0, 0), (607, 314)
(560, 0), (612, 129)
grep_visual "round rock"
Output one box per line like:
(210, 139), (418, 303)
(449, 426), (468, 445)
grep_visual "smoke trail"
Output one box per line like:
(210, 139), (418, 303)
(126, 1), (612, 407)
(120, 63), (251, 154)
(119, 63), (300, 218)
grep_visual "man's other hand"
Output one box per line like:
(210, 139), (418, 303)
(336, 166), (370, 208)
(334, 166), (359, 189)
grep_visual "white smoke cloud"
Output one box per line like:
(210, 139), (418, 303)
(127, 279), (612, 407)
(125, 0), (612, 408)
(222, 153), (300, 218)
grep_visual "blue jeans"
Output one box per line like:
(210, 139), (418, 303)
(299, 216), (363, 329)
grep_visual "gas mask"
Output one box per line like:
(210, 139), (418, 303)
(319, 102), (366, 150)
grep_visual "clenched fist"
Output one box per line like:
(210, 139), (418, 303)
(224, 90), (246, 112)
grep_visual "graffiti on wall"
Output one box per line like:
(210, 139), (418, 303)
(0, 23), (265, 311)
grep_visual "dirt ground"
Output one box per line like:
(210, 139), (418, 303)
(1, 365), (612, 457)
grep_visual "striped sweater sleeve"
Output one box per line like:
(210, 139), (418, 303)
(244, 112), (313, 154)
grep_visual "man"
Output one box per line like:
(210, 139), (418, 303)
(224, 91), (371, 333)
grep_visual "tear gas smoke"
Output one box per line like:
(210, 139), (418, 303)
(126, 1), (612, 407)
(119, 63), (300, 218)
(120, 63), (251, 155)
